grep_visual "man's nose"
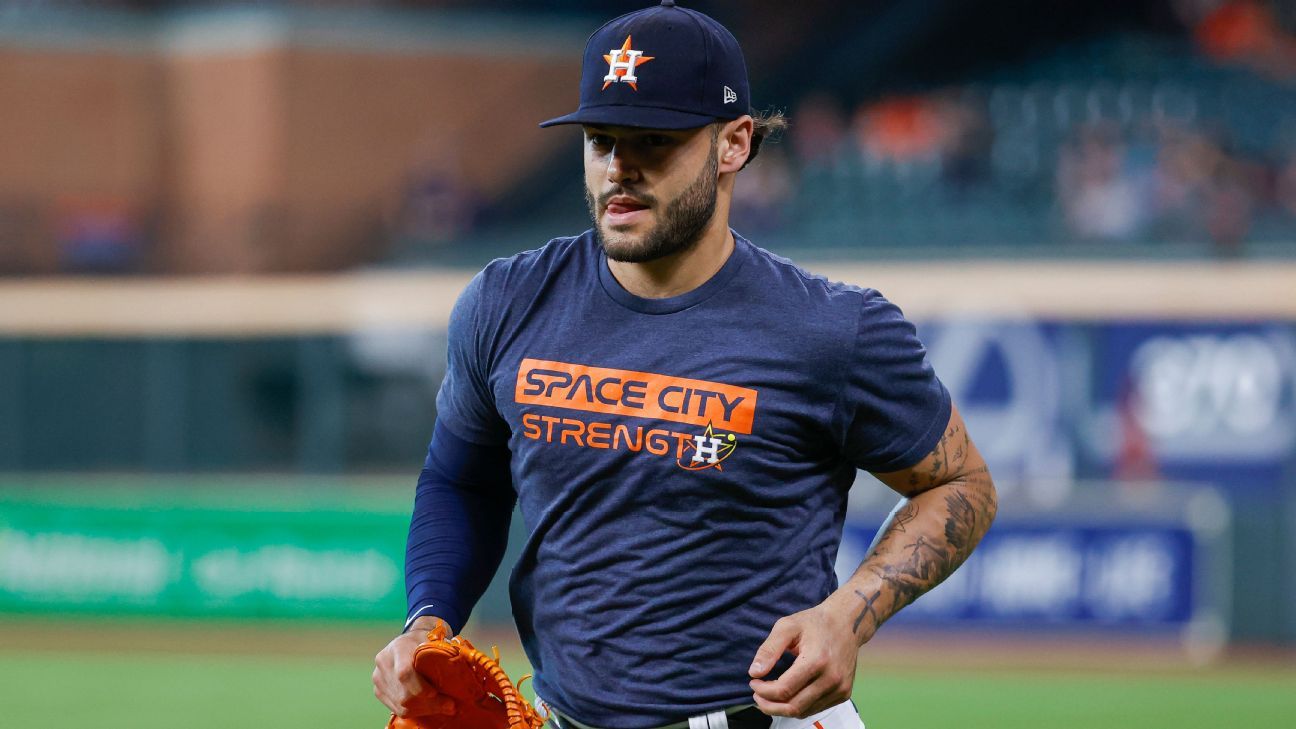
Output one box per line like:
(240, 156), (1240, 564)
(606, 146), (642, 185)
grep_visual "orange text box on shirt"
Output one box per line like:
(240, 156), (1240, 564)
(515, 358), (758, 434)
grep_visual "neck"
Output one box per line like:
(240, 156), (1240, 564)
(606, 213), (735, 300)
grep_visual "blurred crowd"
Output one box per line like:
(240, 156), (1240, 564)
(1055, 118), (1293, 252)
(3, 0), (1296, 272)
(731, 84), (1296, 253)
(725, 0), (1296, 253)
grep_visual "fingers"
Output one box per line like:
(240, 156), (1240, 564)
(750, 649), (821, 704)
(748, 616), (799, 678)
(373, 632), (456, 718)
(393, 646), (428, 699)
(748, 614), (856, 719)
(373, 662), (411, 716)
(752, 667), (849, 720)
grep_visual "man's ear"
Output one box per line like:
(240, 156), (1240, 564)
(718, 116), (754, 174)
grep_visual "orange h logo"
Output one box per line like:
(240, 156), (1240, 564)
(602, 35), (654, 90)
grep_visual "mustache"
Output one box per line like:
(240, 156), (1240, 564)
(597, 187), (658, 208)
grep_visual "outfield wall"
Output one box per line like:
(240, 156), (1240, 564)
(0, 261), (1293, 641)
(0, 475), (1232, 657)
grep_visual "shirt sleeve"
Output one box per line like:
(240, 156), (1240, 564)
(835, 289), (951, 473)
(435, 270), (510, 446)
(404, 421), (515, 634)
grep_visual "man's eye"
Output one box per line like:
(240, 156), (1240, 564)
(588, 135), (613, 148)
(644, 135), (673, 147)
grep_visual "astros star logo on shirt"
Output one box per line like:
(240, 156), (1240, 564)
(602, 35), (654, 90)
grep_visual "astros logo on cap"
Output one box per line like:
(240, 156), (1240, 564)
(602, 35), (654, 91)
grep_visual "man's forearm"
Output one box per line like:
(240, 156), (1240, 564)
(404, 422), (515, 634)
(835, 471), (997, 644)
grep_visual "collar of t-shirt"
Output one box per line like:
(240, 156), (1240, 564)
(597, 231), (753, 315)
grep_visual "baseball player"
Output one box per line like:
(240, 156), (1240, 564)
(373, 2), (998, 728)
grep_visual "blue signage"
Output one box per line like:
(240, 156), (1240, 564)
(917, 319), (1296, 496)
(838, 520), (1198, 628)
(1084, 323), (1296, 491)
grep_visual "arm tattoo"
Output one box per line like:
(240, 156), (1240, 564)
(891, 501), (918, 533)
(853, 472), (996, 637)
(904, 422), (971, 494)
(852, 589), (882, 633)
(943, 491), (980, 554)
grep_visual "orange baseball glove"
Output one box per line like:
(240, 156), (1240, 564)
(386, 621), (546, 729)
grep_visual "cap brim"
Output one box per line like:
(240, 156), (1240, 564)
(539, 105), (721, 130)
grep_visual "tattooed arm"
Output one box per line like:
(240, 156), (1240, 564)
(749, 403), (997, 718)
(844, 403), (996, 639)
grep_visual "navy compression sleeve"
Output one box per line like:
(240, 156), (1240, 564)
(403, 421), (514, 633)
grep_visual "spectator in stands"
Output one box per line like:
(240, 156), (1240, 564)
(1148, 123), (1217, 241)
(1057, 123), (1147, 241)
(789, 92), (848, 169)
(847, 91), (989, 180)
(851, 95), (948, 167)
(1203, 156), (1257, 256)
(1149, 122), (1262, 255)
(933, 90), (993, 193)
(1183, 0), (1296, 80)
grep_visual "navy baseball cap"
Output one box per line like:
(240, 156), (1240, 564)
(539, 0), (751, 130)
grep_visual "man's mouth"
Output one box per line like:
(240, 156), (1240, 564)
(604, 196), (650, 224)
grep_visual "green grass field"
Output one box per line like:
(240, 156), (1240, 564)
(5, 652), (1296, 729)
(2, 620), (1293, 729)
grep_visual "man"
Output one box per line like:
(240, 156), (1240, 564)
(373, 2), (997, 728)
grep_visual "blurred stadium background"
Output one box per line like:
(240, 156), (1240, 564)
(1, 0), (1295, 727)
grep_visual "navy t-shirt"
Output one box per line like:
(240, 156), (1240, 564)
(433, 231), (950, 728)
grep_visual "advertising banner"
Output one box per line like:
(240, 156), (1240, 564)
(0, 494), (408, 620)
(837, 519), (1202, 629)
(918, 319), (1296, 498)
(1083, 323), (1296, 492)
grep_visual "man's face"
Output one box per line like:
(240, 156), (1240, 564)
(583, 124), (719, 263)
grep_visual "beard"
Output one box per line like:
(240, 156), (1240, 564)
(586, 147), (719, 264)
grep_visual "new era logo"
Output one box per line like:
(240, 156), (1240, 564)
(723, 86), (737, 104)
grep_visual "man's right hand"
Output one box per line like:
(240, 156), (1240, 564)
(372, 616), (458, 718)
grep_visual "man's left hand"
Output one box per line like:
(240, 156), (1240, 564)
(747, 595), (860, 718)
